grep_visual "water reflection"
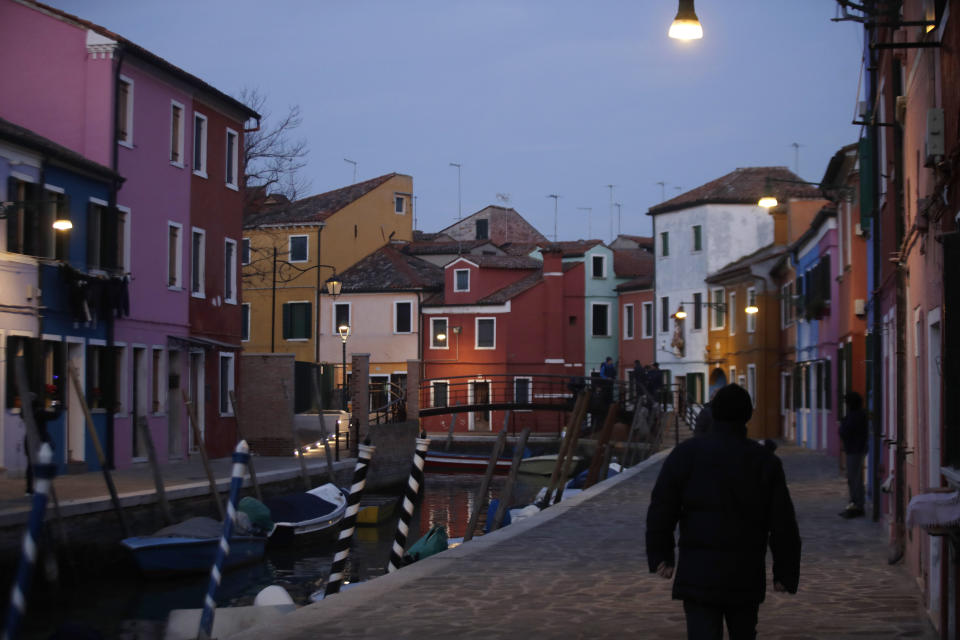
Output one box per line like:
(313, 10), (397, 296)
(17, 472), (553, 638)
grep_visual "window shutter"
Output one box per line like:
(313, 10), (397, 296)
(824, 359), (832, 410)
(102, 206), (119, 270)
(282, 304), (291, 339)
(302, 304), (311, 340)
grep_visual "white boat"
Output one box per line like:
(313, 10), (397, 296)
(516, 454), (581, 476)
(264, 483), (348, 546)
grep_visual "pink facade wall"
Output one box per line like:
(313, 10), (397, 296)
(0, 0), (114, 165)
(817, 229), (841, 458)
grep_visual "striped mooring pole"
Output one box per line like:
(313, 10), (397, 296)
(3, 443), (55, 640)
(198, 440), (250, 639)
(324, 440), (375, 597)
(387, 433), (430, 573)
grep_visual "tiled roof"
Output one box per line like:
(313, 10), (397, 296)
(412, 230), (454, 242)
(452, 255), (541, 270)
(0, 117), (120, 182)
(244, 174), (398, 227)
(338, 244), (443, 292)
(552, 240), (605, 257)
(647, 167), (822, 216)
(500, 242), (543, 256)
(705, 243), (788, 284)
(480, 270), (543, 304)
(621, 234), (654, 247)
(616, 275), (654, 292)
(30, 2), (258, 121)
(613, 249), (654, 278)
(402, 239), (500, 256)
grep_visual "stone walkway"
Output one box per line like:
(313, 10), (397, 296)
(226, 443), (937, 640)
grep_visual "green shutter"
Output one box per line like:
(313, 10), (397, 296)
(282, 304), (291, 339)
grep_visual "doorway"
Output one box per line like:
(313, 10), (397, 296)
(66, 342), (85, 465)
(132, 346), (148, 460)
(188, 351), (205, 451)
(469, 380), (491, 431)
(168, 350), (182, 458)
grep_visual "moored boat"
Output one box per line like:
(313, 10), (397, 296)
(424, 451), (512, 474)
(264, 483), (348, 546)
(516, 454), (582, 476)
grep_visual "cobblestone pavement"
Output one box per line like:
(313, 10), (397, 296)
(232, 444), (938, 640)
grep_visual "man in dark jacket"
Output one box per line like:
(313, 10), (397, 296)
(838, 391), (868, 518)
(646, 383), (801, 639)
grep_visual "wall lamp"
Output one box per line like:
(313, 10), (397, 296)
(669, 0), (703, 40)
(1, 200), (73, 230)
(757, 177), (853, 209)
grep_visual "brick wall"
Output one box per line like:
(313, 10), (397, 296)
(238, 353), (295, 455)
(366, 420), (421, 490)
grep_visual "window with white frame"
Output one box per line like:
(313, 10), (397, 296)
(117, 76), (134, 146)
(193, 112), (208, 176)
(170, 101), (184, 166)
(642, 302), (653, 338)
(692, 292), (703, 330)
(591, 255), (606, 278)
(514, 376), (532, 405)
(241, 303), (250, 342)
(40, 186), (67, 259)
(623, 304), (635, 339)
(219, 352), (235, 415)
(747, 364), (757, 405)
(224, 238), (237, 304)
(746, 287), (757, 333)
(334, 302), (350, 333)
(591, 303), (610, 337)
(282, 301), (311, 340)
(454, 269), (470, 292)
(225, 128), (238, 189)
(167, 222), (182, 288)
(712, 288), (725, 330)
(394, 195), (405, 214)
(241, 238), (250, 265)
(394, 301), (412, 334)
(729, 292), (737, 335)
(692, 225), (702, 252)
(191, 228), (205, 297)
(729, 366), (737, 387)
(289, 235), (308, 262)
(430, 317), (448, 349)
(476, 317), (495, 349)
(431, 380), (449, 408)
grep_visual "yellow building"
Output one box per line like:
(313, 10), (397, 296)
(241, 174), (414, 363)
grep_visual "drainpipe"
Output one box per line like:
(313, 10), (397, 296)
(105, 43), (125, 469)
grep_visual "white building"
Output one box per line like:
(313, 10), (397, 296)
(646, 167), (820, 403)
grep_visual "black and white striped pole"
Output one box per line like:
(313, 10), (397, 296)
(3, 443), (55, 640)
(198, 440), (250, 639)
(324, 439), (375, 597)
(387, 432), (429, 573)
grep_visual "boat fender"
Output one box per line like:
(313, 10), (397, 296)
(255, 585), (296, 611)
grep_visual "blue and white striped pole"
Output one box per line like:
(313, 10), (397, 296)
(388, 434), (429, 573)
(198, 440), (250, 639)
(3, 443), (55, 640)
(324, 440), (375, 597)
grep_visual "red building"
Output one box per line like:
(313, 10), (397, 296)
(420, 248), (584, 434)
(614, 248), (655, 380)
(186, 97), (252, 456)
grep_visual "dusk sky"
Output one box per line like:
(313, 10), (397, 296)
(44, 0), (864, 241)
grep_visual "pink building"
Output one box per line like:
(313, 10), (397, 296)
(0, 0), (258, 467)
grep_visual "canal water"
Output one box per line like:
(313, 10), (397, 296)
(17, 472), (552, 639)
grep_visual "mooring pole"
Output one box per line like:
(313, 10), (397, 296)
(491, 427), (531, 531)
(464, 427), (508, 543)
(388, 433), (430, 572)
(182, 390), (225, 521)
(229, 390), (262, 502)
(198, 440), (250, 640)
(324, 440), (375, 597)
(2, 444), (54, 640)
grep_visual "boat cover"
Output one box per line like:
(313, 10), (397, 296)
(151, 517), (222, 539)
(265, 486), (343, 525)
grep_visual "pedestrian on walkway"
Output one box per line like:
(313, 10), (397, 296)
(838, 391), (868, 518)
(646, 383), (801, 640)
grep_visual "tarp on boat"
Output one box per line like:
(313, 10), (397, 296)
(265, 485), (344, 525)
(151, 517), (222, 539)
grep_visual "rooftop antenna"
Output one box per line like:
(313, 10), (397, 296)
(547, 194), (561, 242)
(656, 181), (666, 201)
(578, 206), (593, 239)
(607, 184), (615, 242)
(496, 193), (511, 242)
(450, 162), (462, 220)
(344, 158), (357, 183)
(615, 202), (622, 236)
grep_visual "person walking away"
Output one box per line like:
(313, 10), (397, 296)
(600, 357), (616, 404)
(646, 383), (801, 639)
(838, 391), (868, 518)
(647, 363), (665, 410)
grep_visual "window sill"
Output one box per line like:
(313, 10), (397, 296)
(429, 346), (449, 350)
(168, 285), (182, 292)
(224, 298), (237, 306)
(170, 161), (185, 169)
(191, 292), (206, 299)
(285, 338), (309, 342)
(225, 183), (239, 192)
(193, 170), (208, 179)
(118, 140), (134, 149)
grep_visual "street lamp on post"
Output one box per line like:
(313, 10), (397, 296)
(337, 324), (351, 411)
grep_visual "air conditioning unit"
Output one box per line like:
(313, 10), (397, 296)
(895, 96), (907, 124)
(854, 299), (866, 316)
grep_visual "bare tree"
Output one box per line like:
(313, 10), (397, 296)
(239, 87), (311, 219)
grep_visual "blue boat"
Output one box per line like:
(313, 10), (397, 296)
(264, 483), (348, 546)
(121, 517), (268, 577)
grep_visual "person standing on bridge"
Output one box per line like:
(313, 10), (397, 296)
(645, 383), (801, 639)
